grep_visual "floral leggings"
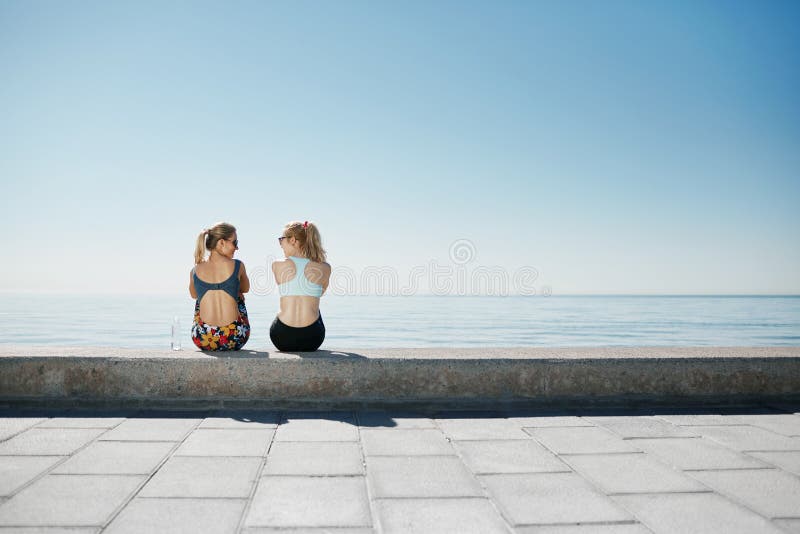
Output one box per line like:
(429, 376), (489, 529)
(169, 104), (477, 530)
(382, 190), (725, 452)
(191, 296), (250, 351)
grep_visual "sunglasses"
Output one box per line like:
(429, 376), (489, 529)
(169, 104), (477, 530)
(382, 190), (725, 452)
(228, 239), (238, 248)
(278, 236), (288, 244)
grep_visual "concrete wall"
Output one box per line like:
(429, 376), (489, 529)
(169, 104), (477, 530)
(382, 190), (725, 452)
(1, 346), (799, 408)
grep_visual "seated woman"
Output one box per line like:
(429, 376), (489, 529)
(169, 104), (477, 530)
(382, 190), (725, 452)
(189, 222), (251, 351)
(270, 220), (331, 351)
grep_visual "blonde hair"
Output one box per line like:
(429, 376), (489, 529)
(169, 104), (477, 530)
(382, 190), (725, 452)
(194, 222), (236, 264)
(284, 220), (326, 263)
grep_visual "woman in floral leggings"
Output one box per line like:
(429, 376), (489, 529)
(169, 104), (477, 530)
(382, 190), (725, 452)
(189, 222), (250, 351)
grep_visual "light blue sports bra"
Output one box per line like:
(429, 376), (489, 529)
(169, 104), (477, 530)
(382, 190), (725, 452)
(277, 256), (324, 297)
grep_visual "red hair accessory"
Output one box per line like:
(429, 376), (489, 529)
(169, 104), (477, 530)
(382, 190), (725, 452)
(303, 221), (308, 229)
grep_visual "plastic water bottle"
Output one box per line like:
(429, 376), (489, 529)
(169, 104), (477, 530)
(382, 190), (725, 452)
(171, 316), (182, 351)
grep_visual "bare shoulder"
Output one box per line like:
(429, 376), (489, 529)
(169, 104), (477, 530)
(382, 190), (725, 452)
(304, 260), (331, 286)
(307, 260), (331, 273)
(272, 259), (296, 282)
(272, 258), (293, 272)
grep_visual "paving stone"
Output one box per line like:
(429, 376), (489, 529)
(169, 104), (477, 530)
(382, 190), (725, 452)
(52, 441), (174, 474)
(264, 441), (364, 475)
(0, 417), (47, 441)
(435, 417), (530, 440)
(0, 474), (144, 526)
(504, 414), (594, 428)
(562, 453), (708, 494)
(655, 411), (773, 427)
(361, 428), (454, 456)
(0, 528), (100, 533)
(134, 410), (212, 418)
(576, 408), (655, 417)
(774, 519), (800, 533)
(367, 456), (483, 498)
(283, 411), (357, 420)
(627, 437), (768, 470)
(613, 492), (784, 534)
(479, 473), (632, 525)
(5, 408), (798, 533)
(174, 428), (274, 456)
(242, 529), (373, 534)
(99, 417), (200, 441)
(0, 456), (63, 496)
(514, 524), (651, 533)
(0, 428), (106, 456)
(275, 413), (359, 442)
(453, 439), (570, 474)
(689, 468), (800, 518)
(583, 416), (699, 439)
(523, 427), (640, 454)
(690, 425), (800, 451)
(375, 497), (509, 533)
(139, 455), (260, 497)
(720, 414), (800, 437)
(434, 410), (506, 419)
(104, 497), (245, 534)
(357, 411), (436, 429)
(36, 412), (129, 428)
(199, 411), (280, 429)
(246, 476), (371, 527)
(747, 451), (800, 476)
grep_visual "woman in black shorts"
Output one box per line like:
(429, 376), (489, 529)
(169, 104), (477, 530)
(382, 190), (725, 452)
(270, 220), (331, 351)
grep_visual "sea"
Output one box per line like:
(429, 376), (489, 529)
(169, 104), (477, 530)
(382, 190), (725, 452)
(0, 294), (798, 350)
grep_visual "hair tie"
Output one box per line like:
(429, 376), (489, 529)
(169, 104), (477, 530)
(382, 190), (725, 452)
(303, 221), (308, 229)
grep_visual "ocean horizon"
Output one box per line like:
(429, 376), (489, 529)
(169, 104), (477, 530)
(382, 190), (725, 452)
(1, 293), (798, 350)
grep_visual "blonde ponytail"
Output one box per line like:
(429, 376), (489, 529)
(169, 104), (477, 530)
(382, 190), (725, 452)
(303, 222), (326, 263)
(283, 220), (327, 263)
(194, 230), (208, 265)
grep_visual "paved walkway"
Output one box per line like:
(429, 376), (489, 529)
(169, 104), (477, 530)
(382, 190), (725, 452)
(0, 404), (799, 533)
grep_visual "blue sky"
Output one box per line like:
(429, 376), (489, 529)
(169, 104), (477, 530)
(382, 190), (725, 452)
(1, 0), (798, 295)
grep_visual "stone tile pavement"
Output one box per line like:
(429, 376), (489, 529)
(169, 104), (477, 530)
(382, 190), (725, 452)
(0, 403), (799, 533)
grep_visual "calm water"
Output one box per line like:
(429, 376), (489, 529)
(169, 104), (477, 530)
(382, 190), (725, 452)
(1, 294), (798, 350)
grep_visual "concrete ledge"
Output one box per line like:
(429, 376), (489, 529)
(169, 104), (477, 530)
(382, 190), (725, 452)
(1, 346), (799, 409)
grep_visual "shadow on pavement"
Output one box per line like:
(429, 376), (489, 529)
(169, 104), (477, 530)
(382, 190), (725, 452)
(1, 402), (796, 428)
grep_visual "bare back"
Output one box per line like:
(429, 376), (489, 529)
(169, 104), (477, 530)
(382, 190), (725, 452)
(192, 259), (240, 326)
(273, 258), (331, 327)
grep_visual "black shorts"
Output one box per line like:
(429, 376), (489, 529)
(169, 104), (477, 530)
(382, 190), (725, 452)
(269, 313), (325, 352)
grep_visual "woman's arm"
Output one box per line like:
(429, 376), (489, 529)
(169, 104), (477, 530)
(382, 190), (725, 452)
(189, 268), (197, 298)
(321, 262), (332, 293)
(271, 260), (284, 285)
(239, 261), (250, 294)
